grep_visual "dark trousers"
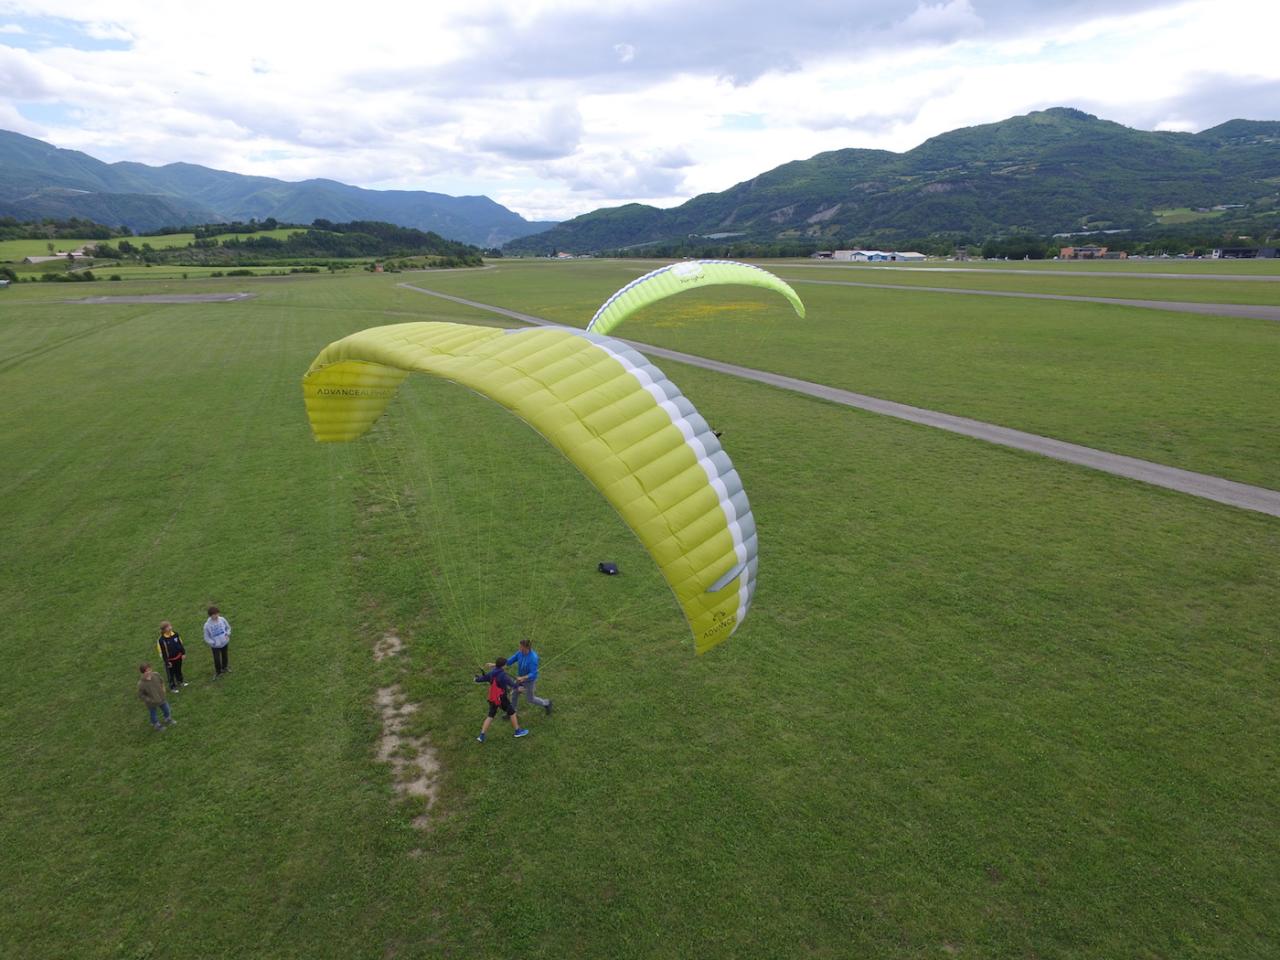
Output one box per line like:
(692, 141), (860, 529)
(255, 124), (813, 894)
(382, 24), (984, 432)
(165, 659), (185, 688)
(212, 645), (229, 674)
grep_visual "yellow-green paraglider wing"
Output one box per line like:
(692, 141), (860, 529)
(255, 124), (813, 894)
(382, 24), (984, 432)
(303, 322), (756, 653)
(586, 259), (805, 337)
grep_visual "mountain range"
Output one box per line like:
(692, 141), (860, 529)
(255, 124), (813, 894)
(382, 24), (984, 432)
(505, 108), (1280, 253)
(6, 109), (1279, 254)
(0, 130), (555, 247)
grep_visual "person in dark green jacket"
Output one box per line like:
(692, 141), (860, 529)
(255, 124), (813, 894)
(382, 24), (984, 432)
(137, 664), (175, 731)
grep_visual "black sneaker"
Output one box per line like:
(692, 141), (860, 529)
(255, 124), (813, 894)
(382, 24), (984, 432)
(545, 700), (553, 716)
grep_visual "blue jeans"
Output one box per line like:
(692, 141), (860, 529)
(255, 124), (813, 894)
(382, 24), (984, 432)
(148, 703), (172, 725)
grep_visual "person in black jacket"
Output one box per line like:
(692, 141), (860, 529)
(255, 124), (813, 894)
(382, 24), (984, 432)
(156, 621), (187, 692)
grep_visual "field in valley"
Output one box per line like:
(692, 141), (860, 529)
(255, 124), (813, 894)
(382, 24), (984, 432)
(0, 227), (307, 262)
(1, 262), (1277, 959)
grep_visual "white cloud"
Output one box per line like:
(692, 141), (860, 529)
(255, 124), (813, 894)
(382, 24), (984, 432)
(0, 44), (63, 98)
(0, 0), (1277, 221)
(470, 102), (583, 160)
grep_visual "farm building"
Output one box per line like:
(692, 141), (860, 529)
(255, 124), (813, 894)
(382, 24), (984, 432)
(21, 249), (89, 264)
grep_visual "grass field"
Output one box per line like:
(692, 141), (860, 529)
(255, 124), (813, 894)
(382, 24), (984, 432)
(0, 228), (307, 262)
(1153, 207), (1228, 224)
(764, 265), (1280, 307)
(780, 257), (1280, 276)
(397, 260), (1280, 488)
(2, 266), (1278, 959)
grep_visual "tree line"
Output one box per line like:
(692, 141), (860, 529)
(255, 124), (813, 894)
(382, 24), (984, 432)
(591, 221), (1278, 261)
(90, 219), (482, 265)
(0, 217), (130, 241)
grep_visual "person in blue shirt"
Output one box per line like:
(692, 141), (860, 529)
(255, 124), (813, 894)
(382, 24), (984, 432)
(473, 656), (529, 743)
(507, 638), (552, 716)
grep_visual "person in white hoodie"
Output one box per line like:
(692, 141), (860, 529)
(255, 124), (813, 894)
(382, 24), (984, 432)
(204, 605), (231, 679)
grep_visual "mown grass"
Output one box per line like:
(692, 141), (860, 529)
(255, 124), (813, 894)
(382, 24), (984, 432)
(2, 270), (1278, 959)
(416, 260), (1280, 487)
(610, 256), (1280, 303)
(789, 257), (1280, 276)
(1154, 207), (1228, 224)
(767, 265), (1280, 306)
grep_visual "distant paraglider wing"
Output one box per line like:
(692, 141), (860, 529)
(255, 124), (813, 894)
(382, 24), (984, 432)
(303, 322), (756, 653)
(586, 259), (806, 337)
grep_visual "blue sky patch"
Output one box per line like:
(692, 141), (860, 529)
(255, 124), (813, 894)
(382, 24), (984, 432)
(0, 15), (132, 52)
(719, 113), (766, 131)
(18, 103), (76, 126)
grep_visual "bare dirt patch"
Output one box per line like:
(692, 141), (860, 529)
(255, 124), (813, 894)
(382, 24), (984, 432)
(373, 631), (404, 661)
(375, 685), (440, 828)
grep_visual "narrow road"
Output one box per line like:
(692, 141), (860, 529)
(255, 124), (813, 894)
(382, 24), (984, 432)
(398, 282), (1280, 519)
(776, 277), (1280, 322)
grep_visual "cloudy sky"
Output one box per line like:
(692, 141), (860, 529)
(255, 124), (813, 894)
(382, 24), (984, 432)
(2, 0), (1277, 222)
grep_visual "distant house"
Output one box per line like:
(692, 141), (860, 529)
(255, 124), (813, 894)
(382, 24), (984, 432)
(0, 279), (9, 288)
(893, 251), (926, 262)
(1212, 246), (1278, 259)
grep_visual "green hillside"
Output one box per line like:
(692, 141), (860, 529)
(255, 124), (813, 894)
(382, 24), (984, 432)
(0, 130), (556, 246)
(506, 108), (1280, 253)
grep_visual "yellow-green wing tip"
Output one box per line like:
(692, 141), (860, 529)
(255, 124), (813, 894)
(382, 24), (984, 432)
(586, 259), (805, 334)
